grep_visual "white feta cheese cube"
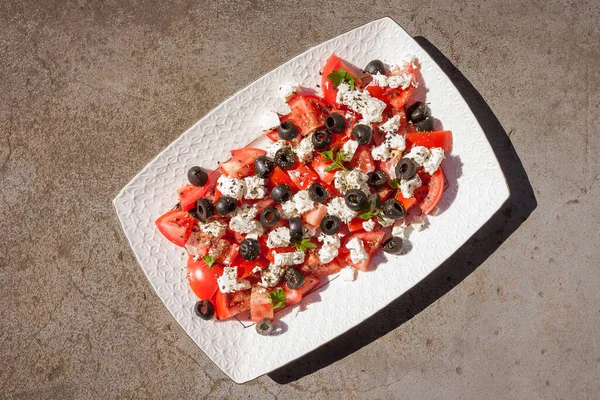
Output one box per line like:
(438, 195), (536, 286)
(379, 115), (402, 135)
(279, 83), (297, 99)
(345, 237), (369, 264)
(318, 233), (341, 248)
(399, 174), (422, 199)
(293, 190), (315, 215)
(229, 205), (262, 235)
(410, 214), (429, 231)
(216, 175), (245, 200)
(258, 110), (281, 131)
(252, 265), (263, 274)
(260, 264), (284, 287)
(422, 147), (445, 175)
(362, 219), (376, 232)
(340, 140), (359, 161)
(327, 197), (357, 223)
(340, 266), (356, 281)
(294, 136), (315, 162)
(199, 220), (227, 238)
(266, 227), (291, 248)
(371, 73), (389, 87)
(318, 245), (338, 264)
(404, 146), (430, 166)
(243, 175), (267, 199)
(335, 83), (387, 123)
(371, 142), (392, 161)
(217, 267), (251, 293)
(274, 251), (305, 267)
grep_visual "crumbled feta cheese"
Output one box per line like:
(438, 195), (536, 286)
(404, 146), (430, 166)
(252, 266), (263, 274)
(339, 140), (359, 161)
(243, 175), (267, 199)
(327, 197), (357, 223)
(345, 237), (369, 264)
(260, 264), (285, 287)
(280, 199), (298, 219)
(217, 267), (251, 293)
(229, 205), (262, 236)
(371, 73), (389, 87)
(199, 220), (227, 238)
(392, 221), (407, 238)
(340, 266), (356, 281)
(336, 83), (387, 123)
(377, 214), (395, 227)
(274, 251), (305, 267)
(318, 233), (341, 248)
(259, 110), (281, 131)
(371, 72), (414, 90)
(386, 134), (406, 151)
(379, 115), (402, 135)
(217, 175), (245, 200)
(371, 142), (392, 161)
(318, 245), (338, 264)
(422, 147), (445, 175)
(265, 140), (290, 159)
(410, 214), (429, 231)
(399, 174), (422, 199)
(334, 170), (369, 195)
(294, 136), (315, 162)
(279, 83), (297, 99)
(362, 219), (376, 232)
(266, 227), (291, 248)
(281, 190), (315, 218)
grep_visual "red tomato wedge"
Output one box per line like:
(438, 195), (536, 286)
(267, 166), (299, 191)
(177, 184), (211, 211)
(349, 145), (376, 173)
(300, 254), (343, 276)
(287, 94), (329, 135)
(396, 192), (418, 211)
(338, 230), (385, 271)
(155, 209), (196, 247)
(215, 289), (251, 320)
(303, 204), (327, 227)
(186, 255), (224, 300)
(348, 219), (366, 233)
(236, 256), (269, 279)
(250, 287), (274, 322)
(405, 131), (453, 153)
(415, 168), (445, 214)
(311, 154), (337, 185)
(283, 274), (321, 306)
(321, 54), (368, 107)
(219, 148), (266, 178)
(376, 186), (395, 202)
(287, 164), (319, 190)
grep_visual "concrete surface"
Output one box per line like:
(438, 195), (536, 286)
(1, 0), (599, 398)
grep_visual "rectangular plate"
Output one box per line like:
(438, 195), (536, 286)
(114, 17), (509, 383)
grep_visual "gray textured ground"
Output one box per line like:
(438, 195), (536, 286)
(1, 0), (599, 398)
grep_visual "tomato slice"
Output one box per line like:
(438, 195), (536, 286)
(396, 191), (418, 211)
(236, 256), (269, 279)
(349, 145), (376, 173)
(186, 255), (224, 300)
(210, 239), (239, 265)
(250, 287), (274, 322)
(287, 94), (329, 135)
(215, 289), (251, 320)
(155, 209), (196, 247)
(267, 166), (299, 191)
(311, 154), (337, 185)
(405, 131), (453, 153)
(302, 203), (327, 227)
(321, 54), (368, 107)
(416, 167), (445, 214)
(348, 218), (366, 233)
(177, 184), (211, 211)
(219, 148), (266, 179)
(338, 230), (385, 271)
(283, 284), (303, 306)
(300, 275), (321, 296)
(287, 164), (319, 190)
(376, 187), (395, 202)
(300, 254), (343, 276)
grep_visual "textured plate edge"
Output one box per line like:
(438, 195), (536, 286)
(112, 16), (511, 384)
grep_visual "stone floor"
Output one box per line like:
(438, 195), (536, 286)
(1, 0), (599, 398)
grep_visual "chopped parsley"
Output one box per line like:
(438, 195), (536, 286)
(320, 149), (348, 173)
(269, 289), (286, 308)
(293, 237), (317, 252)
(202, 255), (216, 268)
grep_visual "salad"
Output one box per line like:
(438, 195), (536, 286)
(155, 54), (453, 335)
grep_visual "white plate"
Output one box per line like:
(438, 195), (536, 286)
(114, 17), (509, 383)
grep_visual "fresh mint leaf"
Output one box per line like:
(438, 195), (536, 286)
(294, 238), (317, 252)
(269, 289), (286, 308)
(389, 179), (400, 189)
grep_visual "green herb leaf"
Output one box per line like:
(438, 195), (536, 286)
(327, 68), (356, 90)
(358, 211), (376, 220)
(269, 288), (286, 309)
(389, 179), (400, 189)
(320, 149), (334, 160)
(294, 237), (317, 252)
(319, 150), (348, 173)
(324, 163), (341, 173)
(202, 255), (216, 268)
